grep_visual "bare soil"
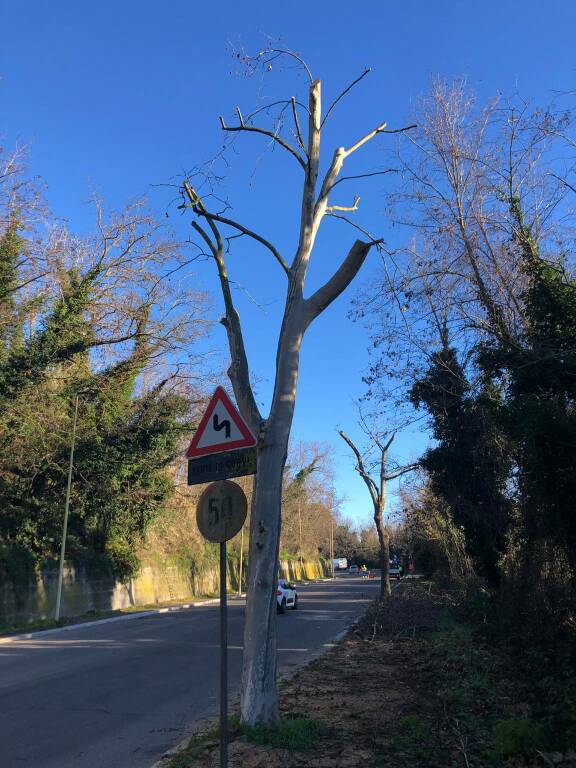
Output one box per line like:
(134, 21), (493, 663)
(165, 580), (576, 768)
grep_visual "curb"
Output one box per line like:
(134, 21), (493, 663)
(0, 595), (245, 645)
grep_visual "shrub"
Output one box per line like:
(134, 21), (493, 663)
(493, 718), (544, 757)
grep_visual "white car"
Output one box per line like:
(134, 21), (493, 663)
(276, 579), (298, 613)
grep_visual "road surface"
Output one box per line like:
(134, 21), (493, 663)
(1, 575), (379, 768)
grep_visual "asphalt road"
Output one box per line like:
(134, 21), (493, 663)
(0, 575), (379, 768)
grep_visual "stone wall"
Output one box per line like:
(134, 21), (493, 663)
(0, 555), (330, 625)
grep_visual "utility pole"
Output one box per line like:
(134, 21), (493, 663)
(298, 498), (303, 574)
(329, 520), (335, 578)
(55, 392), (82, 621)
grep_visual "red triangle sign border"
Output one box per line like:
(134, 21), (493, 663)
(185, 386), (257, 459)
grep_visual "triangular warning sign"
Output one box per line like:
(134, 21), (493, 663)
(186, 386), (257, 458)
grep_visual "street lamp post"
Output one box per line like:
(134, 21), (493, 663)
(54, 392), (84, 621)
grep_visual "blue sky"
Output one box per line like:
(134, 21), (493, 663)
(2, 0), (574, 528)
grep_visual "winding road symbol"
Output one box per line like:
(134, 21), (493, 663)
(213, 414), (231, 439)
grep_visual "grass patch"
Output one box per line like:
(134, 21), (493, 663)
(430, 617), (474, 656)
(240, 716), (329, 751)
(0, 608), (124, 637)
(165, 716), (327, 767)
(0, 617), (63, 635)
(389, 714), (434, 759)
(493, 717), (545, 757)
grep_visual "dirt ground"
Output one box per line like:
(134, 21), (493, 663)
(166, 581), (576, 768)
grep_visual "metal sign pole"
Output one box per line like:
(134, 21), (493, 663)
(220, 540), (228, 768)
(193, 472), (249, 768)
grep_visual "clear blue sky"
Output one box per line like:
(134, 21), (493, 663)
(2, 0), (574, 528)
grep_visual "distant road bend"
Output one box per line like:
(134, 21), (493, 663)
(0, 575), (379, 768)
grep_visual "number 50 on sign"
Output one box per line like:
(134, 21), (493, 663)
(197, 480), (247, 544)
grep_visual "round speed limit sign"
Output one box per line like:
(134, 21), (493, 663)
(196, 480), (247, 543)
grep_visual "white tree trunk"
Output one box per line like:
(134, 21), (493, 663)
(240, 305), (304, 722)
(240, 439), (287, 722)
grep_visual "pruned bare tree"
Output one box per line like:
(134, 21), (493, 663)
(181, 49), (413, 724)
(338, 429), (417, 598)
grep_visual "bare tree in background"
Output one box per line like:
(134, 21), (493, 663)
(357, 80), (575, 410)
(182, 47), (414, 724)
(338, 428), (417, 598)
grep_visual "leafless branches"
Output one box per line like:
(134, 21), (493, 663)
(219, 108), (307, 170)
(182, 181), (262, 431)
(358, 79), (576, 410)
(184, 184), (289, 275)
(321, 68), (371, 128)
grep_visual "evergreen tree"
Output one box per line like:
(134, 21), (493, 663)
(480, 198), (576, 581)
(410, 347), (512, 583)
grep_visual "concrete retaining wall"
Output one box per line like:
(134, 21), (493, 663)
(0, 555), (329, 625)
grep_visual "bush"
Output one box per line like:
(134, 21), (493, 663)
(104, 536), (140, 581)
(0, 543), (36, 586)
(493, 718), (545, 757)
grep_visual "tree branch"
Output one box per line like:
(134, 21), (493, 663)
(345, 121), (388, 156)
(291, 79), (321, 279)
(261, 47), (314, 83)
(291, 97), (306, 153)
(328, 169), (398, 192)
(198, 210), (289, 275)
(183, 183), (262, 432)
(190, 221), (217, 256)
(383, 433), (395, 453)
(345, 122), (417, 157)
(321, 68), (371, 128)
(304, 239), (380, 323)
(325, 212), (378, 241)
(384, 463), (419, 481)
(219, 111), (307, 170)
(338, 429), (379, 507)
(0, 270), (50, 301)
(313, 124), (411, 233)
(549, 172), (576, 195)
(326, 195), (360, 213)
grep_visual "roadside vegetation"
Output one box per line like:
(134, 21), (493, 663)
(0, 145), (357, 587)
(164, 581), (575, 768)
(0, 142), (362, 597)
(357, 79), (576, 704)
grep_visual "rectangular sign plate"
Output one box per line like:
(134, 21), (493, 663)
(187, 447), (257, 486)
